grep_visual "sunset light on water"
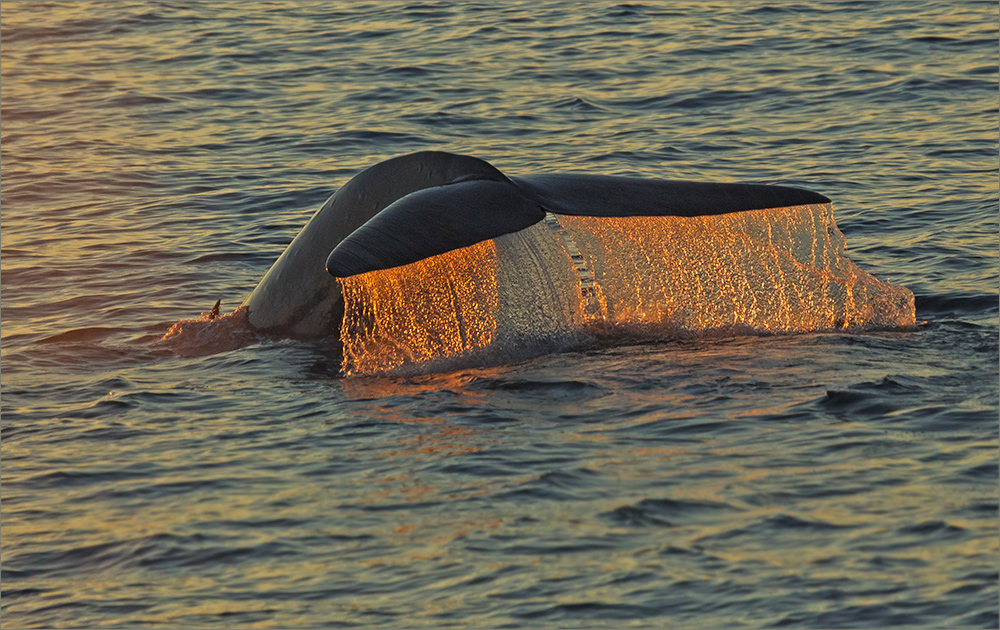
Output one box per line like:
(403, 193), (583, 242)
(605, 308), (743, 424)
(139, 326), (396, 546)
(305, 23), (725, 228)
(2, 2), (995, 628)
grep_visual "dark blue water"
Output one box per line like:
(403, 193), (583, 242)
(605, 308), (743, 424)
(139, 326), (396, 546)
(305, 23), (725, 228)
(2, 2), (997, 628)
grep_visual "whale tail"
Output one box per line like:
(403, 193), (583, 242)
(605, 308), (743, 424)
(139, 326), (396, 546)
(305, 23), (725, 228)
(325, 152), (831, 278)
(242, 151), (527, 336)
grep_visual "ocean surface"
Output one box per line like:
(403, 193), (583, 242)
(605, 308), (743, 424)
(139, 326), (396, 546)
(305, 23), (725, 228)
(2, 1), (997, 628)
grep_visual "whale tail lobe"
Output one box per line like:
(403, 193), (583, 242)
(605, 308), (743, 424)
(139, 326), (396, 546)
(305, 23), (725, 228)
(325, 152), (831, 279)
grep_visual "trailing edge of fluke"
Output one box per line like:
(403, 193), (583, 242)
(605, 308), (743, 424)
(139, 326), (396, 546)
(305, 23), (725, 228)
(324, 151), (830, 278)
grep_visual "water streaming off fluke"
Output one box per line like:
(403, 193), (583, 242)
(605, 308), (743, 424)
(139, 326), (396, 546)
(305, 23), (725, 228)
(339, 240), (501, 375)
(5, 4), (994, 626)
(338, 203), (915, 375)
(560, 203), (916, 332)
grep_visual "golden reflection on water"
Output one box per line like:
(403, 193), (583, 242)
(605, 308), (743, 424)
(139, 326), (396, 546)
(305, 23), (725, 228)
(338, 367), (499, 401)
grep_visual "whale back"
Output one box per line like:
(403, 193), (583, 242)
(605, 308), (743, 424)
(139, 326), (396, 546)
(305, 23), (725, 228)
(242, 151), (508, 336)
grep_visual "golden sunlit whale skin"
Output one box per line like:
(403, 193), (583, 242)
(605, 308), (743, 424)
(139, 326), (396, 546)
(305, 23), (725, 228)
(242, 151), (830, 337)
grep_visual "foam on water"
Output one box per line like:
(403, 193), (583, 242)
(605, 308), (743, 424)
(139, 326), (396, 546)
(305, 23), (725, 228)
(339, 204), (916, 375)
(159, 305), (257, 357)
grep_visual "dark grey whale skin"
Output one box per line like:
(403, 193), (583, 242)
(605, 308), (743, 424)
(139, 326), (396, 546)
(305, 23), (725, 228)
(325, 152), (830, 278)
(244, 152), (508, 335)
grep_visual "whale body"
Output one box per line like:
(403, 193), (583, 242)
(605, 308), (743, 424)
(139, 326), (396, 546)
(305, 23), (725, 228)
(242, 151), (832, 338)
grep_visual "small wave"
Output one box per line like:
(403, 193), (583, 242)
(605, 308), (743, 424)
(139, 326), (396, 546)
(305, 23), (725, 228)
(958, 462), (998, 484)
(37, 327), (125, 344)
(492, 467), (604, 502)
(183, 252), (252, 265)
(606, 3), (650, 18)
(604, 497), (737, 528)
(475, 378), (599, 393)
(763, 513), (856, 532)
(548, 96), (607, 112)
(105, 93), (173, 108)
(4, 531), (297, 581)
(700, 513), (855, 544)
(180, 86), (266, 101)
(915, 292), (998, 318)
(378, 65), (433, 77)
(820, 375), (917, 416)
(896, 520), (968, 544)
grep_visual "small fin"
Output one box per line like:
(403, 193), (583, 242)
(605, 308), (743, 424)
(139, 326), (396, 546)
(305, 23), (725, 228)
(326, 179), (545, 278)
(208, 299), (221, 320)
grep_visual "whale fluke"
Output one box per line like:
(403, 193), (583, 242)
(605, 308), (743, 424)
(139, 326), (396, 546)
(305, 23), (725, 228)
(241, 151), (844, 337)
(326, 179), (546, 278)
(325, 153), (832, 279)
(241, 151), (516, 336)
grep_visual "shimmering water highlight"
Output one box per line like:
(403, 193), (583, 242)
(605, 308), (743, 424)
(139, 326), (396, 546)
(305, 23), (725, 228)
(2, 1), (996, 628)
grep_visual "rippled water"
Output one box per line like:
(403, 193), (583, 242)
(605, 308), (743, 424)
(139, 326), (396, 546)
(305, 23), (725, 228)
(2, 1), (997, 628)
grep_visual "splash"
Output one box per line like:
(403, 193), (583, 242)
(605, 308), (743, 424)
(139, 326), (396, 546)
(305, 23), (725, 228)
(338, 204), (915, 375)
(160, 305), (257, 356)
